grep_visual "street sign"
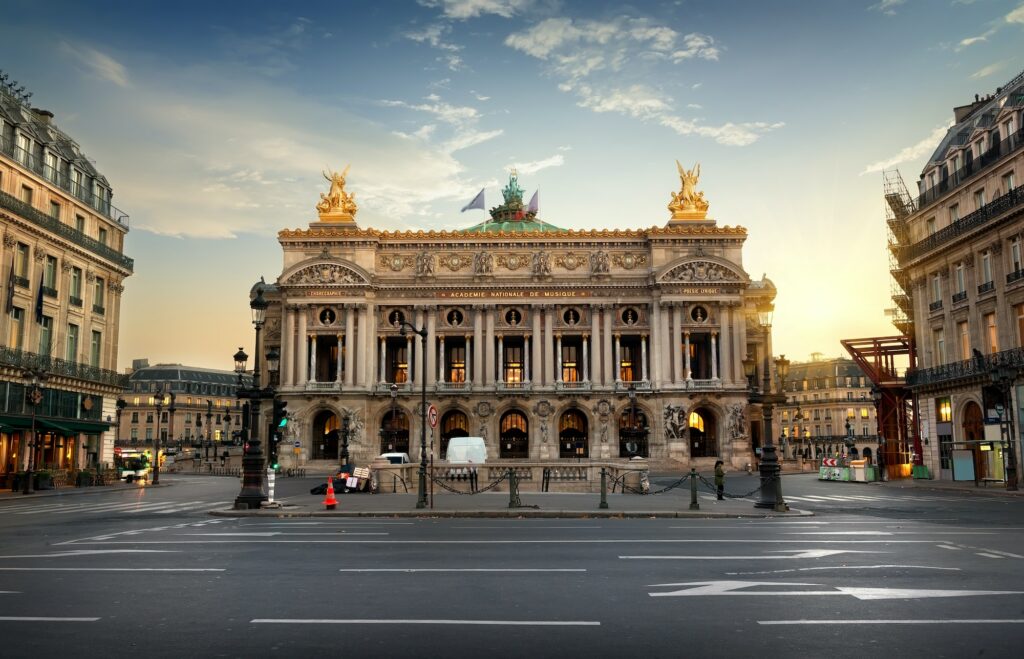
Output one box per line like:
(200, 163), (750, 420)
(821, 458), (839, 467)
(427, 404), (438, 428)
(293, 440), (301, 448)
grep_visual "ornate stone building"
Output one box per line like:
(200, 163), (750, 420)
(0, 76), (132, 476)
(260, 162), (779, 470)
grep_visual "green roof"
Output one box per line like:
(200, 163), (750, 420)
(461, 217), (564, 233)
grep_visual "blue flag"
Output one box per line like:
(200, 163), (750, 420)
(527, 191), (539, 214)
(460, 188), (485, 212)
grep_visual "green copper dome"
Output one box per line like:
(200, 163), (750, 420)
(459, 171), (562, 233)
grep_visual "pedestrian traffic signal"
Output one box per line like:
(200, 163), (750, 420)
(273, 399), (288, 428)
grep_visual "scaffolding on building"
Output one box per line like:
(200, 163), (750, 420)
(837, 170), (924, 479)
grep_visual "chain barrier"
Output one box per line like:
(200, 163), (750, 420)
(695, 472), (777, 500)
(429, 470), (509, 495)
(611, 471), (689, 495)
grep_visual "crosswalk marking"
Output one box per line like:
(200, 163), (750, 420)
(0, 499), (224, 517)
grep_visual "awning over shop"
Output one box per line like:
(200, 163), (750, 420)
(0, 415), (110, 435)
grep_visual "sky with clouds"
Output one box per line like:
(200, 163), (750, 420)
(0, 0), (1021, 370)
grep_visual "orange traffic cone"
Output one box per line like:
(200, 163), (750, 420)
(323, 476), (338, 510)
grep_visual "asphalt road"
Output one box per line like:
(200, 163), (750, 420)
(0, 474), (1022, 658)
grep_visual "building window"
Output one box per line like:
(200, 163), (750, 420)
(93, 277), (105, 310)
(98, 227), (107, 245)
(66, 323), (79, 362)
(74, 214), (85, 233)
(974, 188), (986, 209)
(926, 217), (936, 236)
(937, 397), (952, 423)
(38, 315), (52, 356)
(561, 344), (579, 382)
(8, 307), (24, 349)
(1012, 238), (1022, 273)
(503, 344), (523, 383)
(90, 330), (101, 367)
(49, 200), (60, 220)
(958, 321), (970, 360)
(43, 256), (57, 291)
(145, 428), (153, 441)
(933, 328), (946, 365)
(447, 345), (466, 383)
(981, 251), (992, 284)
(69, 267), (82, 305)
(1004, 171), (1017, 194)
(931, 274), (941, 303)
(954, 262), (965, 294)
(15, 242), (29, 279)
(985, 313), (998, 353)
(949, 203), (959, 223)
(20, 185), (32, 205)
(131, 411), (139, 423)
(1016, 303), (1024, 347)
(861, 407), (869, 419)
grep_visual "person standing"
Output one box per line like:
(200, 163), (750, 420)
(714, 460), (725, 500)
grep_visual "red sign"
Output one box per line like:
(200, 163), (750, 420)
(427, 404), (438, 428)
(822, 458), (838, 467)
(114, 446), (122, 455)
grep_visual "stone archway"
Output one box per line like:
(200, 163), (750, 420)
(312, 409), (340, 460)
(380, 409), (410, 455)
(559, 409), (589, 459)
(440, 409), (469, 459)
(688, 406), (719, 458)
(499, 410), (529, 459)
(962, 401), (985, 480)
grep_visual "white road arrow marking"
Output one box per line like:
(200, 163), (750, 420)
(648, 580), (1024, 600)
(622, 549), (876, 560)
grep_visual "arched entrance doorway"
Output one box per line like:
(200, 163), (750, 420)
(559, 409), (588, 459)
(499, 410), (529, 458)
(962, 401), (986, 480)
(380, 410), (410, 455)
(688, 407), (718, 458)
(312, 410), (340, 460)
(440, 410), (469, 459)
(618, 406), (649, 457)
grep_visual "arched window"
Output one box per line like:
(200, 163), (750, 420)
(499, 410), (529, 458)
(559, 409), (588, 458)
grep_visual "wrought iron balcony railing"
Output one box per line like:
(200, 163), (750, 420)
(0, 345), (128, 389)
(951, 290), (968, 304)
(0, 189), (134, 272)
(929, 300), (943, 312)
(917, 125), (1024, 208)
(1008, 269), (1024, 285)
(906, 346), (1024, 389)
(0, 135), (130, 228)
(978, 281), (995, 295)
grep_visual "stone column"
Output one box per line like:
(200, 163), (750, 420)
(672, 306), (682, 384)
(582, 335), (590, 383)
(358, 305), (370, 387)
(474, 307), (484, 384)
(614, 333), (622, 383)
(465, 334), (473, 384)
(650, 303), (661, 387)
(282, 306), (294, 387)
(497, 335), (505, 384)
(484, 306), (495, 385)
(297, 309), (308, 386)
(336, 332), (344, 384)
(524, 335), (531, 383)
(641, 334), (648, 382)
(711, 330), (719, 380)
(438, 335), (446, 384)
(590, 305), (601, 385)
(556, 334), (563, 383)
(602, 306), (613, 386)
(720, 305), (732, 384)
(661, 303), (672, 385)
(426, 307), (437, 387)
(309, 335), (318, 383)
(379, 337), (387, 384)
(406, 334), (414, 384)
(544, 306), (555, 385)
(684, 330), (692, 381)
(344, 306), (355, 385)
(531, 307), (542, 385)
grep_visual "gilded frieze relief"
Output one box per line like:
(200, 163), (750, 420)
(555, 252), (588, 271)
(439, 254), (470, 271)
(612, 253), (648, 270)
(662, 260), (742, 283)
(497, 253), (529, 271)
(285, 263), (366, 286)
(379, 254), (415, 272)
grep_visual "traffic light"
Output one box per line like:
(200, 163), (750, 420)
(273, 399), (288, 429)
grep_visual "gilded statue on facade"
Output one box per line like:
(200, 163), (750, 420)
(668, 160), (710, 220)
(316, 165), (358, 220)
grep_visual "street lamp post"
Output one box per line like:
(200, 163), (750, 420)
(234, 286), (278, 509)
(742, 351), (790, 512)
(205, 400), (213, 458)
(152, 388), (174, 486)
(397, 320), (429, 509)
(115, 398), (126, 448)
(21, 367), (48, 495)
(222, 412), (232, 447)
(990, 364), (1019, 491)
(197, 414), (206, 460)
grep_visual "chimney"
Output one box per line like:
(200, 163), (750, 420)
(31, 108), (54, 125)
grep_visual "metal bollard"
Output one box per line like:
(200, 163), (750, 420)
(689, 467), (699, 510)
(508, 468), (522, 508)
(266, 466), (276, 504)
(599, 467), (609, 509)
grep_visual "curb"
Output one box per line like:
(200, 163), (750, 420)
(208, 508), (814, 519)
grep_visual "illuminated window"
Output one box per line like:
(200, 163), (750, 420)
(688, 411), (705, 432)
(448, 345), (466, 383)
(504, 344), (523, 383)
(937, 397), (952, 423)
(561, 344), (579, 382)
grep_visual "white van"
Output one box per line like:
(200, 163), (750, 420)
(446, 436), (487, 464)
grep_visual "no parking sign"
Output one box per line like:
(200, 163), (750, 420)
(427, 404), (438, 428)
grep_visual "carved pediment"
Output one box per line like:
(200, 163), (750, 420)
(659, 259), (745, 284)
(284, 262), (368, 287)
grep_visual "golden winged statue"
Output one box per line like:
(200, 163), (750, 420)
(316, 165), (358, 220)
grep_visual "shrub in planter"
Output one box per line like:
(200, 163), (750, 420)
(75, 470), (94, 487)
(35, 470), (54, 490)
